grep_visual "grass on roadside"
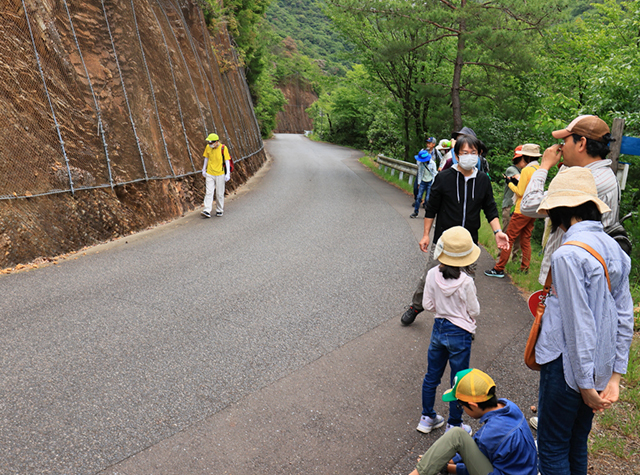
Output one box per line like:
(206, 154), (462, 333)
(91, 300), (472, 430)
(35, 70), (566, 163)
(359, 154), (414, 194)
(359, 152), (640, 465)
(589, 334), (640, 463)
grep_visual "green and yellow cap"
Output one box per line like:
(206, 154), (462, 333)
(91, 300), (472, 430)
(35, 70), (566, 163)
(206, 133), (219, 142)
(442, 369), (496, 403)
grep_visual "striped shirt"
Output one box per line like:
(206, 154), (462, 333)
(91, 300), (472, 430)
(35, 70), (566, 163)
(520, 159), (620, 285)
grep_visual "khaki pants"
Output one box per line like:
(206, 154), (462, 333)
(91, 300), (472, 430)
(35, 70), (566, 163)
(415, 427), (493, 475)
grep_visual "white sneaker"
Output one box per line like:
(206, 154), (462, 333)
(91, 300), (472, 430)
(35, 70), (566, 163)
(529, 416), (538, 430)
(416, 414), (445, 433)
(445, 423), (473, 436)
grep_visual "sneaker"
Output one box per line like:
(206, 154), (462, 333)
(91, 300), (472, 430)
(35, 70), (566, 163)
(216, 211), (223, 217)
(484, 268), (505, 278)
(410, 212), (418, 218)
(529, 416), (538, 430)
(445, 423), (473, 436)
(401, 305), (420, 325)
(201, 210), (211, 218)
(416, 415), (445, 433)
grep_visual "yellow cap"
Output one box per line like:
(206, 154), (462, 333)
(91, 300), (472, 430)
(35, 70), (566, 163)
(443, 369), (496, 403)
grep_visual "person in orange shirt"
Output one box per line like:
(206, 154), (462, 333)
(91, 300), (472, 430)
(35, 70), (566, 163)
(485, 143), (542, 277)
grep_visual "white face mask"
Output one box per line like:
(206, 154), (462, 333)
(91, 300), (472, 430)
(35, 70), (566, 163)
(458, 154), (478, 170)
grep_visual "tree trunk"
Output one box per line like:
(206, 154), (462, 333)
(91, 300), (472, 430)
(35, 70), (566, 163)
(403, 109), (411, 160)
(451, 2), (466, 132)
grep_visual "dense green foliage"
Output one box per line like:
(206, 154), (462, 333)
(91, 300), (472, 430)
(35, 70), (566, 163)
(266, 0), (353, 76)
(201, 0), (333, 137)
(322, 0), (568, 159)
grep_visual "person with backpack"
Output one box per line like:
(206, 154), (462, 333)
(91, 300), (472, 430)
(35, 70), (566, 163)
(485, 143), (542, 277)
(441, 127), (490, 175)
(532, 167), (633, 475)
(201, 133), (232, 218)
(400, 135), (509, 326)
(416, 226), (481, 436)
(411, 138), (439, 219)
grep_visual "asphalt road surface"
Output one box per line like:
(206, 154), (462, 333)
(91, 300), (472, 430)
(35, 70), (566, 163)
(0, 134), (538, 474)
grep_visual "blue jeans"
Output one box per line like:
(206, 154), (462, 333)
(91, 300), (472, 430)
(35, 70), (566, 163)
(422, 318), (473, 426)
(414, 180), (433, 214)
(538, 356), (594, 475)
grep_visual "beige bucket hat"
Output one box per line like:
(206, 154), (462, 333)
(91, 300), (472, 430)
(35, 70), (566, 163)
(434, 226), (481, 267)
(537, 167), (610, 215)
(520, 143), (542, 157)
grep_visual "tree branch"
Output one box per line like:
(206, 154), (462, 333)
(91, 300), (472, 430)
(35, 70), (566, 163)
(463, 61), (509, 72)
(458, 86), (495, 101)
(438, 0), (457, 10)
(406, 33), (460, 52)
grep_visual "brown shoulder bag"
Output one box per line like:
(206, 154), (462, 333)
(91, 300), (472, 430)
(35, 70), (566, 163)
(524, 241), (610, 371)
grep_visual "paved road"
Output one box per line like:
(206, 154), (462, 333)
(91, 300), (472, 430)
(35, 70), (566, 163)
(0, 134), (538, 474)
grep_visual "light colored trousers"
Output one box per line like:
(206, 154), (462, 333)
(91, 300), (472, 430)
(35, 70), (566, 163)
(203, 174), (225, 214)
(415, 427), (493, 475)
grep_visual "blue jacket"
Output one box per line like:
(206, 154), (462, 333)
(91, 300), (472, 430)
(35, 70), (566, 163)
(454, 399), (537, 475)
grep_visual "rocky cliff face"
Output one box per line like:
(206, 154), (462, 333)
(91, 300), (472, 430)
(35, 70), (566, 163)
(0, 0), (265, 269)
(274, 76), (317, 133)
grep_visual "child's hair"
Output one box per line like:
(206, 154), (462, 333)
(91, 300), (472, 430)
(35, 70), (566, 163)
(458, 386), (499, 410)
(439, 264), (461, 280)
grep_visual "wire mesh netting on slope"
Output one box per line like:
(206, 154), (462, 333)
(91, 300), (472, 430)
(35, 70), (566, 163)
(0, 0), (264, 201)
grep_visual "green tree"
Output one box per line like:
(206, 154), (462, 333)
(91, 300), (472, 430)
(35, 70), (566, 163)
(307, 64), (391, 148)
(325, 0), (566, 138)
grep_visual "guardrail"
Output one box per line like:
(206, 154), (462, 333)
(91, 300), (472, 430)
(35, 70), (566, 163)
(375, 154), (418, 185)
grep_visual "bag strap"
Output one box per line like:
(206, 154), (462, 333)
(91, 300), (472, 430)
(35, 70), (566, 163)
(221, 145), (227, 174)
(542, 269), (552, 295)
(563, 240), (611, 291)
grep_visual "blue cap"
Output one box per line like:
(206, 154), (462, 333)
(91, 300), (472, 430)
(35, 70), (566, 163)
(426, 137), (436, 144)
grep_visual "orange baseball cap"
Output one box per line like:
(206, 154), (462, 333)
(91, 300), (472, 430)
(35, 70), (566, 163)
(513, 145), (524, 157)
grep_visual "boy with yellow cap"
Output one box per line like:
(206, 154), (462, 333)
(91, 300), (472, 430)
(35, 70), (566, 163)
(409, 369), (537, 475)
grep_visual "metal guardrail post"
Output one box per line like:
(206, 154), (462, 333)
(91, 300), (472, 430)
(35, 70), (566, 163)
(375, 154), (418, 186)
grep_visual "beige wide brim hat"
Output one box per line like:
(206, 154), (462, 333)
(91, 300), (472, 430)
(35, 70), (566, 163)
(434, 226), (481, 267)
(520, 143), (542, 157)
(537, 167), (610, 215)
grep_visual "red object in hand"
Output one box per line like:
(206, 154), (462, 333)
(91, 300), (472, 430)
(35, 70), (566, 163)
(528, 290), (545, 317)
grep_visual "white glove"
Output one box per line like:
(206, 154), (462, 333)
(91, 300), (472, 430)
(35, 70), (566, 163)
(224, 173), (230, 182)
(202, 158), (208, 177)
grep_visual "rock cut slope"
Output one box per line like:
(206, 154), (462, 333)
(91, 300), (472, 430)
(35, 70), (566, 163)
(0, 0), (265, 269)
